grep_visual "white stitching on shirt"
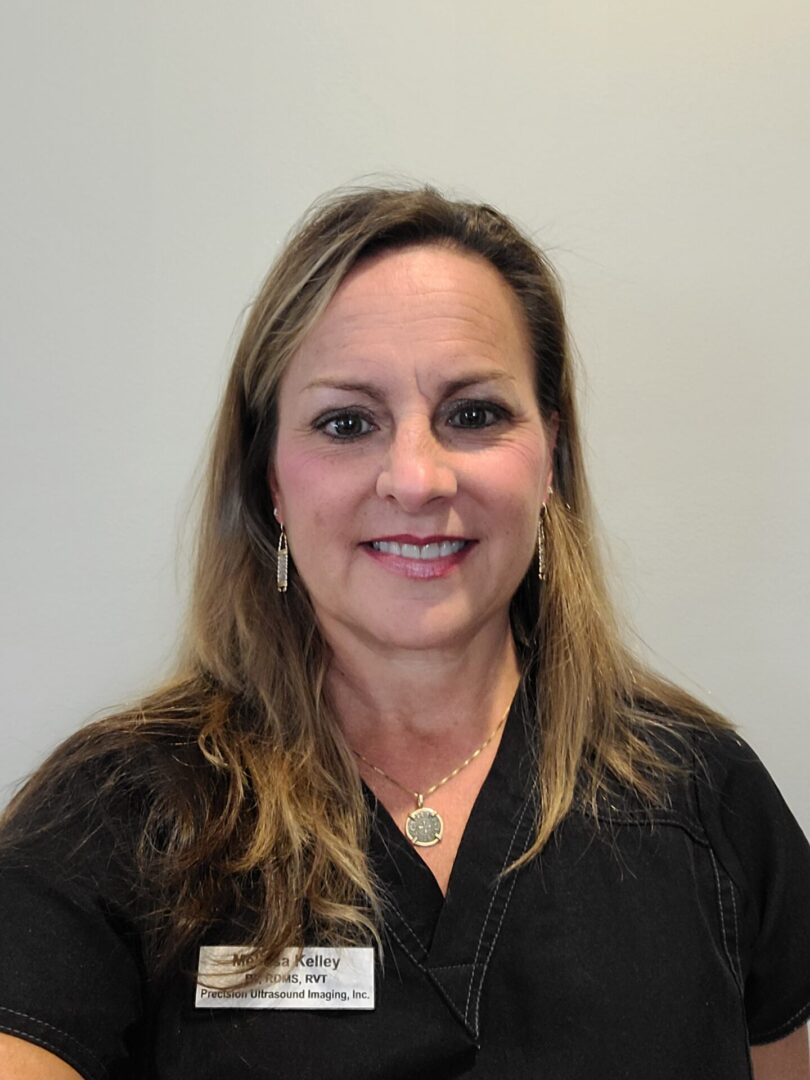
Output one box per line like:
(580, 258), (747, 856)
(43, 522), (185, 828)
(751, 996), (810, 1041)
(0, 1020), (101, 1080)
(383, 900), (429, 959)
(463, 793), (532, 1026)
(472, 849), (525, 1033)
(581, 811), (707, 845)
(385, 922), (428, 975)
(727, 872), (742, 980)
(708, 847), (741, 990)
(0, 1005), (105, 1070)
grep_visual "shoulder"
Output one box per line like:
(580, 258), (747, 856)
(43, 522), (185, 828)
(589, 715), (804, 857)
(633, 712), (782, 811)
(0, 724), (183, 1079)
(650, 719), (803, 855)
(683, 725), (810, 908)
(687, 721), (774, 792)
(679, 723), (804, 857)
(686, 727), (810, 1044)
(0, 719), (212, 901)
(579, 712), (810, 1043)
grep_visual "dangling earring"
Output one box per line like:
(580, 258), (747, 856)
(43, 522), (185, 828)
(537, 510), (546, 582)
(274, 509), (288, 593)
(538, 488), (552, 582)
(277, 526), (289, 593)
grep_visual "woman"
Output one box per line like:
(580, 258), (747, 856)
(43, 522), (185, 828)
(0, 186), (808, 1079)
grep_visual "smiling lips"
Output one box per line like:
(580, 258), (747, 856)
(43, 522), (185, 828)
(371, 538), (466, 560)
(362, 535), (473, 579)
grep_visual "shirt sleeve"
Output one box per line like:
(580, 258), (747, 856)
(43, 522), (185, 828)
(0, 772), (145, 1079)
(695, 729), (810, 1045)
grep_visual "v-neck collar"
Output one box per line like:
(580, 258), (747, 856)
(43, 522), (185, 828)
(364, 679), (538, 1040)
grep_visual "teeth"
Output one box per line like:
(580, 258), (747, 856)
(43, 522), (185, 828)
(371, 539), (466, 559)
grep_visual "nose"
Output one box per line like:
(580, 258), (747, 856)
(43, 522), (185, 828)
(375, 418), (458, 510)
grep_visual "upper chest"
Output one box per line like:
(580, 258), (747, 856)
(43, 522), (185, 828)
(157, 804), (751, 1080)
(357, 740), (503, 895)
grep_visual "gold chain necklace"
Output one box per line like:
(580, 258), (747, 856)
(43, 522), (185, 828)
(352, 705), (510, 848)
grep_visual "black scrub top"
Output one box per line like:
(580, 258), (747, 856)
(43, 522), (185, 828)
(1, 688), (809, 1079)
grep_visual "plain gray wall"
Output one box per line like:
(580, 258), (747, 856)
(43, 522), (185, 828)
(1, 1), (808, 833)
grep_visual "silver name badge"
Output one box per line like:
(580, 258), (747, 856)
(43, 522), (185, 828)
(195, 946), (375, 1010)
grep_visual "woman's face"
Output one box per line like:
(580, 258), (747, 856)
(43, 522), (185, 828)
(269, 244), (555, 657)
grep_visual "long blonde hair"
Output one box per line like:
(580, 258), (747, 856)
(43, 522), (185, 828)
(1, 184), (731, 979)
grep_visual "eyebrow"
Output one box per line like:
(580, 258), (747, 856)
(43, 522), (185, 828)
(302, 371), (518, 399)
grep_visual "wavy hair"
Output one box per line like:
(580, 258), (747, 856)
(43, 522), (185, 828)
(0, 184), (731, 979)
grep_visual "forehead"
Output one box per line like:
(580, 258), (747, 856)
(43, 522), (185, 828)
(285, 244), (534, 386)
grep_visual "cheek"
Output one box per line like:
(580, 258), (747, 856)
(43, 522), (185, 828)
(478, 439), (548, 508)
(273, 445), (311, 496)
(272, 444), (368, 530)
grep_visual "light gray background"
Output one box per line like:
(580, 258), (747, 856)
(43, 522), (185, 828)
(1, 2), (808, 832)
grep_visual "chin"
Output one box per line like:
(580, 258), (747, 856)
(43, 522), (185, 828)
(358, 607), (501, 655)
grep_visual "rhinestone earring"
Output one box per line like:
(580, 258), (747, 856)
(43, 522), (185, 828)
(537, 511), (546, 582)
(538, 488), (552, 582)
(274, 509), (288, 593)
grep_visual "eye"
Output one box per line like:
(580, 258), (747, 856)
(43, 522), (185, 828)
(446, 400), (508, 430)
(315, 410), (375, 439)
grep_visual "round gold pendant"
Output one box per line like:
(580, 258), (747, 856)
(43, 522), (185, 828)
(405, 806), (444, 847)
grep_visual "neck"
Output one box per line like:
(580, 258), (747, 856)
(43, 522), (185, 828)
(327, 623), (522, 758)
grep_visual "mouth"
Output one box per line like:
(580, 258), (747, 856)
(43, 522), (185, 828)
(367, 538), (469, 560)
(360, 535), (474, 579)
